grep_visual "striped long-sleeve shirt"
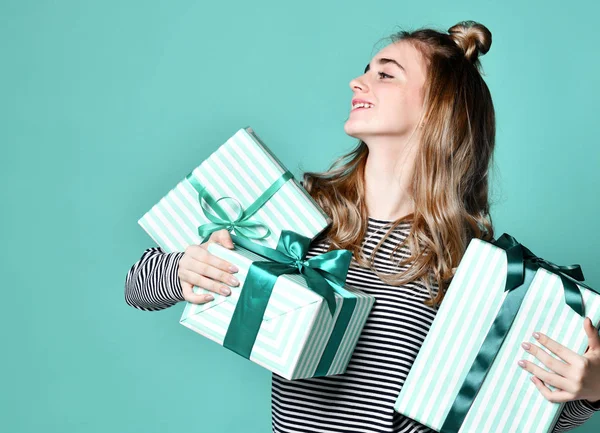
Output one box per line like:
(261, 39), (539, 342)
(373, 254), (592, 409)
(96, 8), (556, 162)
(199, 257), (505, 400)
(125, 217), (600, 432)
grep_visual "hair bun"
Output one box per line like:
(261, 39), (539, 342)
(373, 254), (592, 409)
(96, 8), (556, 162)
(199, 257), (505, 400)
(448, 20), (492, 64)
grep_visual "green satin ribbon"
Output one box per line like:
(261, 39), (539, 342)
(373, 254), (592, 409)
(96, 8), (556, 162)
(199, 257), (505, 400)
(185, 170), (294, 241)
(222, 230), (358, 377)
(440, 233), (600, 433)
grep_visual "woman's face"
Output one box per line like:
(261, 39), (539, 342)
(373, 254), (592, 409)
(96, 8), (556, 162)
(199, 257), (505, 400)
(344, 40), (428, 144)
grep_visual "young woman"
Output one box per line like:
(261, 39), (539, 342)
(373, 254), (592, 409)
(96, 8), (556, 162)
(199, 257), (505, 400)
(125, 20), (600, 433)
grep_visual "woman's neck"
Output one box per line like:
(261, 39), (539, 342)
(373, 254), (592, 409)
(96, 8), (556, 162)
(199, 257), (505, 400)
(363, 142), (418, 221)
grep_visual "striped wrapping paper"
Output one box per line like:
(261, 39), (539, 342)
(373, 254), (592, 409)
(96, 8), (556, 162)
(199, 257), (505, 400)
(180, 242), (376, 380)
(138, 126), (331, 253)
(394, 238), (600, 433)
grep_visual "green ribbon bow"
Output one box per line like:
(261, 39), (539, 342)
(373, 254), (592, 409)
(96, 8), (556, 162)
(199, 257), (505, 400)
(222, 230), (358, 377)
(440, 233), (600, 433)
(185, 170), (294, 241)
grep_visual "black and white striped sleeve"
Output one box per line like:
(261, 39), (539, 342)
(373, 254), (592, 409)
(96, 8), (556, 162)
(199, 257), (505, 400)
(551, 398), (600, 432)
(124, 247), (186, 311)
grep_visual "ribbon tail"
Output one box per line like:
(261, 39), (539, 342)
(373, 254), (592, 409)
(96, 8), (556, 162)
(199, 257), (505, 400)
(520, 243), (594, 316)
(558, 273), (585, 317)
(312, 279), (357, 378)
(302, 267), (338, 316)
(222, 261), (294, 358)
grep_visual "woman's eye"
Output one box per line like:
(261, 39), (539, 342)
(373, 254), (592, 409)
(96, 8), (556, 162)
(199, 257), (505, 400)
(378, 72), (393, 79)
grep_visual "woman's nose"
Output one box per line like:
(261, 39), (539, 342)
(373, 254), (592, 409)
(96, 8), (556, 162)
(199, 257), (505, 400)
(349, 76), (366, 91)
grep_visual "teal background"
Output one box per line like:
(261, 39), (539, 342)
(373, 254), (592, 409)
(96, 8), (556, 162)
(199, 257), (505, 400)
(2, 0), (599, 432)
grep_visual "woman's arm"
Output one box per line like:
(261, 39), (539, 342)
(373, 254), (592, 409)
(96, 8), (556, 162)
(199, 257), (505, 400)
(124, 247), (185, 311)
(551, 398), (600, 432)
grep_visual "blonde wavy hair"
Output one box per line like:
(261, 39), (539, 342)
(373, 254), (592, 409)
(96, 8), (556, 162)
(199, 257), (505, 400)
(302, 20), (497, 310)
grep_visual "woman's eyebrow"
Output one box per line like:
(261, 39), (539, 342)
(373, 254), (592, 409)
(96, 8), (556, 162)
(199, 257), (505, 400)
(364, 57), (406, 74)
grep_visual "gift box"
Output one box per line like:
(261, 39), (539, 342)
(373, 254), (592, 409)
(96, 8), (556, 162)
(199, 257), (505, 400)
(179, 230), (376, 380)
(138, 126), (331, 252)
(394, 234), (600, 433)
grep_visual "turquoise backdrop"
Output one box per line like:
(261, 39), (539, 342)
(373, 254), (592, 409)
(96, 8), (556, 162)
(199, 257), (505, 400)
(2, 0), (599, 432)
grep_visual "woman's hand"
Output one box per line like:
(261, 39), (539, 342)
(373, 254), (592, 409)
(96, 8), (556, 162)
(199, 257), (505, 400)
(518, 317), (600, 405)
(177, 229), (241, 305)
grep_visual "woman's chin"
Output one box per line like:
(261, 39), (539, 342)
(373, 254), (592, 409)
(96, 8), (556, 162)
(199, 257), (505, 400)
(344, 121), (369, 139)
(343, 120), (361, 136)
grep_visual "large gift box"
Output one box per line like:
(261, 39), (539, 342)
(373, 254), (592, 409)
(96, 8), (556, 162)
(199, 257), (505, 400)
(138, 126), (331, 252)
(179, 230), (376, 380)
(394, 234), (600, 433)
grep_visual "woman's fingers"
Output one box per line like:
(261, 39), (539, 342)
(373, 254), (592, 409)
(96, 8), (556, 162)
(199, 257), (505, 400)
(182, 247), (239, 286)
(196, 258), (239, 287)
(179, 268), (235, 297)
(212, 229), (235, 249)
(195, 246), (239, 275)
(181, 279), (216, 304)
(200, 229), (235, 250)
(178, 230), (240, 305)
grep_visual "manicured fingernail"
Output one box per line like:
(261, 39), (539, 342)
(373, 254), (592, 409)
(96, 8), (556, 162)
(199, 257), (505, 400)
(220, 287), (231, 296)
(206, 295), (214, 301)
(522, 342), (531, 350)
(229, 265), (239, 273)
(533, 332), (540, 339)
(229, 276), (239, 285)
(518, 360), (526, 367)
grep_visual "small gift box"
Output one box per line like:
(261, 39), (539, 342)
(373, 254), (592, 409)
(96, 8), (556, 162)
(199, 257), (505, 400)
(393, 234), (600, 433)
(179, 230), (376, 380)
(138, 126), (331, 252)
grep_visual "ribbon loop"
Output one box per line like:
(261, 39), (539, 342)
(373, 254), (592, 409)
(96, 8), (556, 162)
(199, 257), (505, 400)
(523, 247), (586, 282)
(228, 230), (346, 316)
(185, 170), (294, 242)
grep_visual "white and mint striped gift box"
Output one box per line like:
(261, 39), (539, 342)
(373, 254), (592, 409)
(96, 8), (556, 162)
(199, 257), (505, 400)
(394, 238), (600, 433)
(138, 126), (331, 253)
(180, 242), (376, 380)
